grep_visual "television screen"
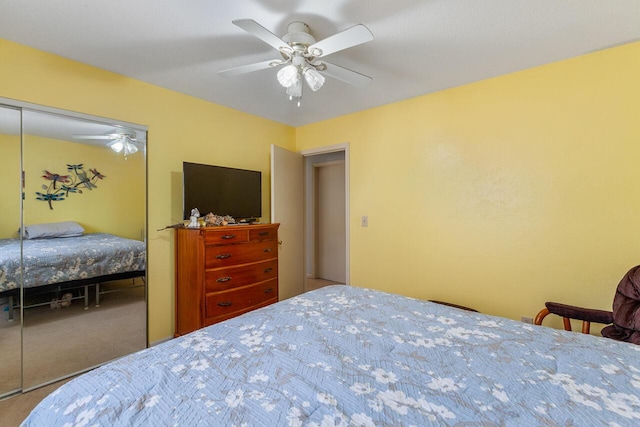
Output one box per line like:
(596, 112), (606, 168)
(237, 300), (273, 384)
(183, 162), (262, 220)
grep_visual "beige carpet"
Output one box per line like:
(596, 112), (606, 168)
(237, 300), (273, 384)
(0, 279), (146, 426)
(0, 378), (71, 427)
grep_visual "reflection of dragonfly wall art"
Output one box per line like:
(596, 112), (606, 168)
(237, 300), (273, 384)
(36, 164), (106, 209)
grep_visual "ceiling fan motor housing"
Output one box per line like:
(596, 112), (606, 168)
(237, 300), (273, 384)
(283, 22), (316, 46)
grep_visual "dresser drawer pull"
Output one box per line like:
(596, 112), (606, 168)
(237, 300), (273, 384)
(264, 267), (273, 273)
(216, 277), (232, 283)
(221, 234), (236, 240)
(264, 288), (273, 294)
(263, 248), (272, 253)
(217, 301), (233, 307)
(258, 231), (270, 236)
(216, 253), (232, 259)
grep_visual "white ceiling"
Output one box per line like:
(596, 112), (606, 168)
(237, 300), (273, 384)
(0, 101), (147, 144)
(1, 0), (639, 127)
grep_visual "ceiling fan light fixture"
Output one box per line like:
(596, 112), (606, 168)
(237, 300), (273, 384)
(108, 138), (138, 156)
(108, 140), (125, 153)
(277, 64), (299, 88)
(303, 67), (325, 92)
(286, 78), (302, 98)
(124, 141), (139, 155)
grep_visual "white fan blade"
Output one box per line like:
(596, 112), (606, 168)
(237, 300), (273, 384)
(73, 135), (113, 140)
(218, 59), (281, 77)
(321, 62), (372, 87)
(309, 24), (373, 58)
(232, 19), (290, 52)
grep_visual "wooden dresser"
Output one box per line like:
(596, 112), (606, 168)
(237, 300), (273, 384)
(174, 223), (279, 336)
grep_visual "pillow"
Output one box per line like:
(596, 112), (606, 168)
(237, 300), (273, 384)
(23, 221), (85, 240)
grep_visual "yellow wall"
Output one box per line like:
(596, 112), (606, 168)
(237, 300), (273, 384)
(0, 39), (296, 342)
(0, 133), (144, 239)
(0, 134), (21, 237)
(297, 41), (640, 331)
(3, 37), (639, 340)
(22, 136), (145, 239)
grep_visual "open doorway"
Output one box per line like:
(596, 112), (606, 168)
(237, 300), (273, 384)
(271, 143), (349, 298)
(303, 146), (348, 291)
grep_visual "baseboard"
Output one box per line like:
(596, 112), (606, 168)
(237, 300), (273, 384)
(150, 336), (173, 347)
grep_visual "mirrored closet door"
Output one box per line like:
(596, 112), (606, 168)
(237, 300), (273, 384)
(0, 105), (22, 398)
(0, 100), (148, 396)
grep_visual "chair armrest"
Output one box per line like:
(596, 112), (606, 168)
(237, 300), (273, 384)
(544, 302), (613, 325)
(534, 307), (551, 325)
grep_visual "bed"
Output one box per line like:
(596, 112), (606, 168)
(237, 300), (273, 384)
(0, 231), (146, 319)
(21, 285), (640, 426)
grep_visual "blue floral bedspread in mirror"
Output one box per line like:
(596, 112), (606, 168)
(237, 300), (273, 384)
(0, 233), (145, 293)
(22, 285), (640, 426)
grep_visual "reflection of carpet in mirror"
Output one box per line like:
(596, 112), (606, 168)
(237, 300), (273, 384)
(0, 279), (146, 393)
(0, 310), (21, 396)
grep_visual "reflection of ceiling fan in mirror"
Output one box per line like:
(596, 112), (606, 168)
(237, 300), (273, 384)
(73, 130), (140, 156)
(219, 19), (374, 106)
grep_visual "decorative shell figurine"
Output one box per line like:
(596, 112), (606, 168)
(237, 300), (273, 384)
(187, 208), (201, 228)
(203, 213), (236, 227)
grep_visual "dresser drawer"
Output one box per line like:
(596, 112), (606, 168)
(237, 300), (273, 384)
(205, 259), (278, 292)
(205, 279), (278, 319)
(204, 228), (249, 245)
(249, 226), (278, 241)
(205, 240), (277, 268)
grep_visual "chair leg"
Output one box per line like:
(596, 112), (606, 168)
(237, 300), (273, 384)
(562, 317), (572, 331)
(8, 295), (15, 321)
(581, 321), (591, 334)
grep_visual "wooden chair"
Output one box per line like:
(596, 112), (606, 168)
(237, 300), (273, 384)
(534, 265), (640, 344)
(534, 302), (612, 334)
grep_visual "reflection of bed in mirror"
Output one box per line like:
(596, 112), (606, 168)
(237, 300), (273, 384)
(0, 223), (145, 321)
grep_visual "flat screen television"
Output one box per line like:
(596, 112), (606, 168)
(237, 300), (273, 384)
(183, 162), (262, 221)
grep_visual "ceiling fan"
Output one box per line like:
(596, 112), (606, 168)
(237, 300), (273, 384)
(219, 19), (374, 105)
(73, 129), (141, 156)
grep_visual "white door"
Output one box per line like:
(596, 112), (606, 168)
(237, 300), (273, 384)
(316, 162), (346, 282)
(271, 145), (305, 299)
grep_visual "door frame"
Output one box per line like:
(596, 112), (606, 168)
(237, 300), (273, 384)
(300, 143), (350, 286)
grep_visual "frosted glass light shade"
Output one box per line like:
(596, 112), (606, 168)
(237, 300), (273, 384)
(303, 68), (325, 91)
(109, 139), (138, 155)
(109, 141), (124, 152)
(124, 142), (139, 155)
(286, 78), (302, 98)
(277, 64), (299, 88)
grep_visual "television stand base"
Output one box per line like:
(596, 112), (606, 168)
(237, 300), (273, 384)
(238, 218), (258, 224)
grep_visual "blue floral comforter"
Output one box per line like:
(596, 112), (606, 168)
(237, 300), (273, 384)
(22, 285), (640, 426)
(0, 233), (145, 293)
